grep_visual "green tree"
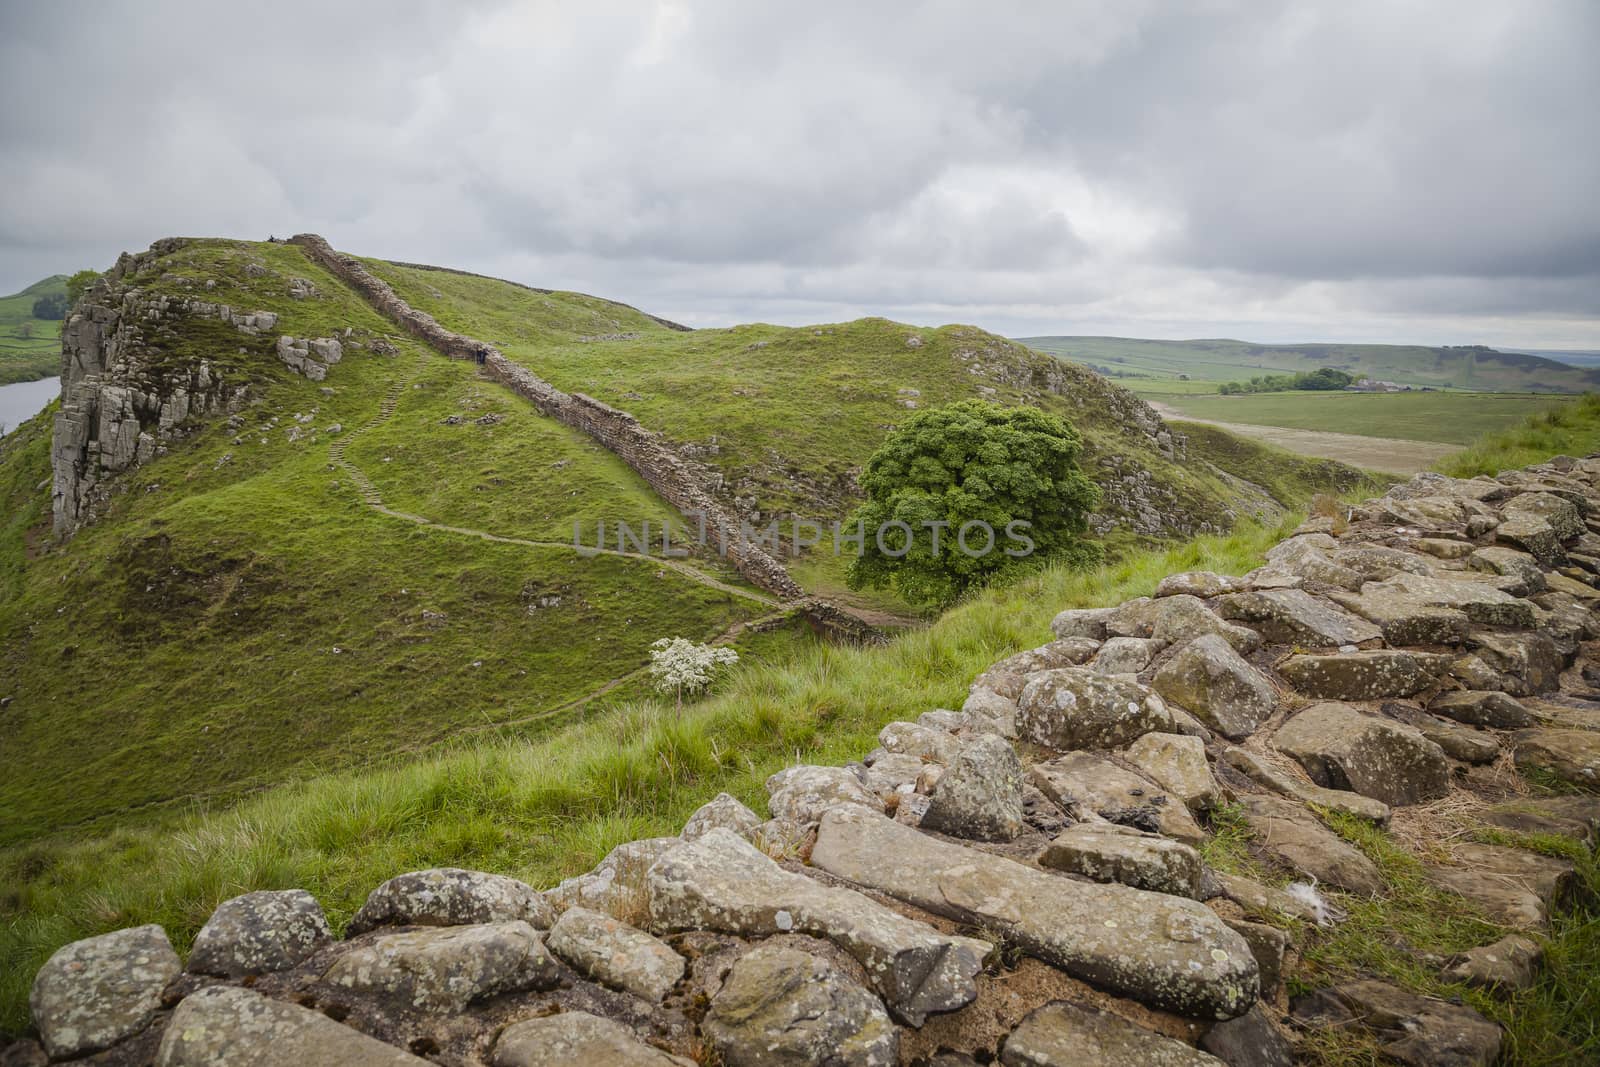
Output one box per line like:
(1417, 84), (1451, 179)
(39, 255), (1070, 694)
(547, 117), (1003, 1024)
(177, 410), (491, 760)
(65, 269), (100, 308)
(30, 293), (67, 320)
(845, 400), (1101, 609)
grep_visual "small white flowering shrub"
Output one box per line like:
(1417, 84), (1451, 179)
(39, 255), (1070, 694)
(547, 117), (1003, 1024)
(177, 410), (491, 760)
(648, 637), (739, 710)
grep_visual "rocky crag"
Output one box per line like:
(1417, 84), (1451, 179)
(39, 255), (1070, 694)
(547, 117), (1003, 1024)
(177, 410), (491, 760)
(50, 240), (352, 536)
(11, 455), (1600, 1066)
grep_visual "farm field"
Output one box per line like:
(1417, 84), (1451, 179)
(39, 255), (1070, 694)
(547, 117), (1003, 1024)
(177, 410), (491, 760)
(1021, 335), (1600, 393)
(1150, 390), (1572, 445)
(0, 276), (66, 385)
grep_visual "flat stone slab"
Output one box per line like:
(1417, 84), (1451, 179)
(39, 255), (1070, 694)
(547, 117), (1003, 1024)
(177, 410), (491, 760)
(1219, 747), (1390, 825)
(1278, 650), (1445, 701)
(1445, 934), (1542, 993)
(1291, 979), (1501, 1067)
(1029, 751), (1207, 844)
(546, 906), (684, 1003)
(31, 924), (180, 1060)
(1429, 690), (1534, 728)
(187, 889), (332, 978)
(1155, 571), (1249, 598)
(1512, 728), (1600, 788)
(1426, 842), (1576, 928)
(1038, 823), (1202, 896)
(1215, 588), (1381, 647)
(705, 942), (898, 1067)
(1324, 587), (1469, 646)
(323, 920), (559, 1012)
(492, 1011), (694, 1066)
(156, 986), (429, 1066)
(347, 867), (552, 936)
(1211, 872), (1328, 925)
(1271, 701), (1450, 806)
(1372, 572), (1538, 628)
(1479, 796), (1600, 845)
(1238, 795), (1383, 895)
(811, 806), (1259, 1020)
(1001, 1001), (1224, 1066)
(646, 827), (986, 1025)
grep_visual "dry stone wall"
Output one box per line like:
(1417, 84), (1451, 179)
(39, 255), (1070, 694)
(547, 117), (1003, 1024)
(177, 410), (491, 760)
(16, 454), (1600, 1065)
(288, 233), (804, 602)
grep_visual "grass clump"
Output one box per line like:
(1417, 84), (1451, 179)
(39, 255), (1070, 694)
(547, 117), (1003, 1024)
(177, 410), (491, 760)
(1437, 392), (1600, 477)
(1299, 809), (1600, 1066)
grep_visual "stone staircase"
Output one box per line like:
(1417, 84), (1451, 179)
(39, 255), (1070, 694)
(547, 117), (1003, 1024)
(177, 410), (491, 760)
(12, 455), (1600, 1066)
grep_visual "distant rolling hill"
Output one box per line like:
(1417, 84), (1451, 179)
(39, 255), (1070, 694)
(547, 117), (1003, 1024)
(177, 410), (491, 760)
(1018, 335), (1600, 394)
(0, 275), (68, 385)
(1505, 348), (1600, 369)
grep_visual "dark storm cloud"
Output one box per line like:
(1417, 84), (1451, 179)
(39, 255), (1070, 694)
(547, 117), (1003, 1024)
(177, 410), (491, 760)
(0, 0), (1595, 346)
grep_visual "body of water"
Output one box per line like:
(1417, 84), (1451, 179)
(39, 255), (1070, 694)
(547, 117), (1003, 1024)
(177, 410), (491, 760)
(0, 376), (60, 436)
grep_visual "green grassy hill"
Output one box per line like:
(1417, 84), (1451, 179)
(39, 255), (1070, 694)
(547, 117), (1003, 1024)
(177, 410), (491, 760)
(364, 260), (1367, 555)
(0, 238), (1373, 848)
(5, 395), (1600, 1052)
(0, 276), (68, 385)
(0, 240), (791, 845)
(1021, 335), (1600, 394)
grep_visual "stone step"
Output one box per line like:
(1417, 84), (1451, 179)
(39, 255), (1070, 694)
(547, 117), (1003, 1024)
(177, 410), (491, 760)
(1218, 747), (1391, 824)
(645, 827), (988, 1025)
(157, 986), (429, 1066)
(809, 806), (1259, 1019)
(1426, 842), (1576, 928)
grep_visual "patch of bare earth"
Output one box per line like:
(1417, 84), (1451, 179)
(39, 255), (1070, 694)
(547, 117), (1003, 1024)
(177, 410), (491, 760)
(1149, 403), (1459, 475)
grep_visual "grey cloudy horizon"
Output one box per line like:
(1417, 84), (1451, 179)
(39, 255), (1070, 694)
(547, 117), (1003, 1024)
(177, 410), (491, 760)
(2, 1), (1597, 348)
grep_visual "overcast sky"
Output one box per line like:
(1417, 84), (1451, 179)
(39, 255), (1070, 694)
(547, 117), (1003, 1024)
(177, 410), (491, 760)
(2, 1), (1596, 346)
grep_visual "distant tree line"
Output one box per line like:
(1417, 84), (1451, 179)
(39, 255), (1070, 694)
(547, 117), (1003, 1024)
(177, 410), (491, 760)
(1217, 367), (1353, 395)
(30, 293), (68, 320)
(30, 270), (102, 321)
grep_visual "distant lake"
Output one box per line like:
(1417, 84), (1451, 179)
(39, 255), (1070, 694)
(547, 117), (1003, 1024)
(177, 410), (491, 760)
(0, 376), (59, 436)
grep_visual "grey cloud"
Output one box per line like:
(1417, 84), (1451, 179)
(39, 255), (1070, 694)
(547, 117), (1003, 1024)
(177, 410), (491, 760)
(0, 0), (1595, 347)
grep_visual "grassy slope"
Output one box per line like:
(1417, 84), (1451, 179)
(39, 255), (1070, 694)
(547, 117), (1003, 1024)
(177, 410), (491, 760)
(1150, 390), (1572, 445)
(1021, 335), (1600, 393)
(3, 367), (1599, 1055)
(364, 261), (1365, 550)
(0, 276), (67, 385)
(0, 514), (1301, 1034)
(0, 240), (779, 843)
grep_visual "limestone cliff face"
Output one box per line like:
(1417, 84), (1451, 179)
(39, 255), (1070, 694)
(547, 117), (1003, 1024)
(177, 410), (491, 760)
(50, 241), (339, 537)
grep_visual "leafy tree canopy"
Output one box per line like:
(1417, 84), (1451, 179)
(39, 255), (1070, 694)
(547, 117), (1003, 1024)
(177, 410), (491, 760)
(65, 269), (101, 308)
(845, 400), (1101, 609)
